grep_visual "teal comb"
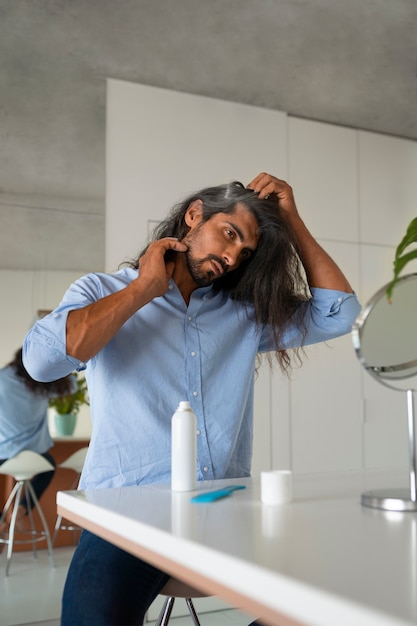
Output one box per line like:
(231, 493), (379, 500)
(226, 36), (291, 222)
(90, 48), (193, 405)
(190, 485), (246, 503)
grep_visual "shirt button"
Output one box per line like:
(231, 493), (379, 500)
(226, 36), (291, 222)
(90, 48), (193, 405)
(203, 467), (209, 472)
(337, 297), (342, 302)
(192, 391), (198, 397)
(196, 429), (201, 436)
(188, 316), (192, 321)
(191, 351), (196, 357)
(168, 284), (173, 290)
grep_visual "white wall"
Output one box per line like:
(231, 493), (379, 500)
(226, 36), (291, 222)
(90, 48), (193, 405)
(106, 78), (417, 480)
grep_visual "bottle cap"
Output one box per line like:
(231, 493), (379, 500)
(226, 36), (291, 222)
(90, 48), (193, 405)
(178, 400), (191, 410)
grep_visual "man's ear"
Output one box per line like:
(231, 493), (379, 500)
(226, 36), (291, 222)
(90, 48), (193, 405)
(184, 199), (203, 228)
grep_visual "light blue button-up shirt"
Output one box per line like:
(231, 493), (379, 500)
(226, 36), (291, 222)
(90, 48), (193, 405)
(23, 268), (361, 489)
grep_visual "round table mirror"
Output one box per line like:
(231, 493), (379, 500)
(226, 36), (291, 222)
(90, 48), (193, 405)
(352, 273), (417, 511)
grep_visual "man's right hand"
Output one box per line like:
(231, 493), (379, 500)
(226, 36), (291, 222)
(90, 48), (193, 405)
(66, 237), (187, 362)
(137, 237), (188, 300)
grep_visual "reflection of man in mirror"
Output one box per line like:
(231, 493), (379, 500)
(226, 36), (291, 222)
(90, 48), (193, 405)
(0, 348), (74, 539)
(23, 172), (361, 626)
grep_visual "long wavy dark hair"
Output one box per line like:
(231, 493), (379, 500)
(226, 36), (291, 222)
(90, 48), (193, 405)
(8, 348), (74, 397)
(129, 181), (310, 372)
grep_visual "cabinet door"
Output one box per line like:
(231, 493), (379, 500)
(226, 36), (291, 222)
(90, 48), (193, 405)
(359, 131), (417, 247)
(288, 117), (359, 242)
(290, 241), (362, 474)
(359, 244), (410, 470)
(358, 134), (417, 470)
(286, 119), (362, 474)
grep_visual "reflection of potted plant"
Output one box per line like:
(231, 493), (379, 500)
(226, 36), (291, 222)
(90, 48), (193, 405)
(386, 217), (417, 301)
(49, 372), (89, 436)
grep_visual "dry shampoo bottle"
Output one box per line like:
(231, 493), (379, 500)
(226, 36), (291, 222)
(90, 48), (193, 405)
(171, 400), (197, 491)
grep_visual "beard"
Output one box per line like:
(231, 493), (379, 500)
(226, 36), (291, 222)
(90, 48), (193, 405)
(183, 249), (227, 287)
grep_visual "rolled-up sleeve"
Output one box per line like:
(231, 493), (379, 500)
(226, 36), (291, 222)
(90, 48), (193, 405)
(259, 288), (362, 352)
(23, 311), (86, 382)
(23, 273), (103, 382)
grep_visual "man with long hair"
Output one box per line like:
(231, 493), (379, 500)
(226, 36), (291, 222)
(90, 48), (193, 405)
(0, 347), (74, 535)
(23, 172), (360, 625)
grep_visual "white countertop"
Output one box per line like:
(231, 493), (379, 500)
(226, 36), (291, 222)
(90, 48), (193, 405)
(57, 470), (417, 626)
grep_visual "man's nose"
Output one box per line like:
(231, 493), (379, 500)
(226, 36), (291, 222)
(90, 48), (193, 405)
(223, 247), (239, 269)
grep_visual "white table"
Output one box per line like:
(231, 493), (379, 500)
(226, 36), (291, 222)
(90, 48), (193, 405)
(57, 471), (417, 626)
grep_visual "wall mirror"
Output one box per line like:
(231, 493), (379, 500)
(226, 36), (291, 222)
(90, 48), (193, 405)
(352, 273), (417, 511)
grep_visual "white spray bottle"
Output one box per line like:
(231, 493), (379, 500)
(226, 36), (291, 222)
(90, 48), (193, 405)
(171, 400), (197, 491)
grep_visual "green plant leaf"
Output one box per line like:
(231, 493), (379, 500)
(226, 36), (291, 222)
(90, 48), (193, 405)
(386, 216), (417, 301)
(395, 217), (417, 258)
(393, 249), (417, 277)
(48, 373), (89, 416)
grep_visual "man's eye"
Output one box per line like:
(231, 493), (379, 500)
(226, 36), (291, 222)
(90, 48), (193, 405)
(226, 229), (235, 239)
(241, 249), (252, 260)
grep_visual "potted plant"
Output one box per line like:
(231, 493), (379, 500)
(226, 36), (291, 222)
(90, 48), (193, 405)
(49, 372), (89, 436)
(386, 216), (417, 301)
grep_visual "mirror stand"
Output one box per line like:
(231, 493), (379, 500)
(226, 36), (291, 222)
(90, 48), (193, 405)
(362, 389), (417, 512)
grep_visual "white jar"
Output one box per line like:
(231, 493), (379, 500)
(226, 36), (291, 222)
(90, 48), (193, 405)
(171, 400), (197, 491)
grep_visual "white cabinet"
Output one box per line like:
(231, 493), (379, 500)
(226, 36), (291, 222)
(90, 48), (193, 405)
(288, 241), (362, 474)
(287, 118), (363, 473)
(358, 244), (412, 469)
(356, 137), (417, 467)
(286, 120), (417, 474)
(358, 130), (417, 246)
(288, 116), (359, 241)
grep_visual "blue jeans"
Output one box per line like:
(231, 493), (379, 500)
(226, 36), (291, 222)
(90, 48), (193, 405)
(61, 530), (170, 625)
(62, 529), (265, 626)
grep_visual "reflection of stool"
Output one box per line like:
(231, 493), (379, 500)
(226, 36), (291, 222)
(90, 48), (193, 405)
(52, 446), (88, 545)
(0, 450), (55, 576)
(155, 579), (208, 626)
